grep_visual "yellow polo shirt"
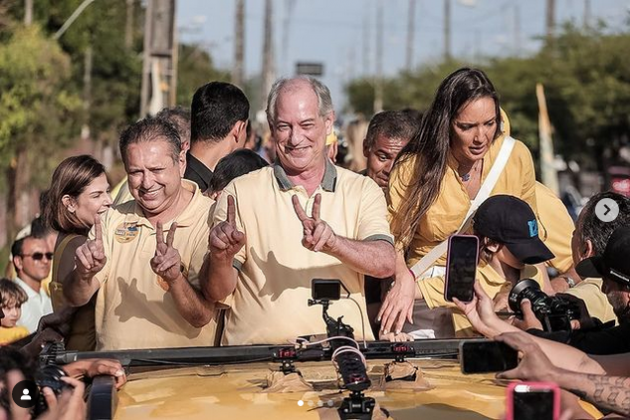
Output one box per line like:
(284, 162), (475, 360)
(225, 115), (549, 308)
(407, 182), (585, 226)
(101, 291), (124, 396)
(388, 134), (537, 267)
(92, 180), (217, 350)
(213, 161), (393, 345)
(564, 278), (617, 325)
(418, 264), (544, 337)
(0, 326), (30, 344)
(535, 182), (575, 274)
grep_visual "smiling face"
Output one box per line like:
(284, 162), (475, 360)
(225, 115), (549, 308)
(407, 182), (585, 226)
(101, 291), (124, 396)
(125, 139), (185, 217)
(451, 96), (498, 166)
(67, 173), (112, 228)
(270, 80), (333, 175)
(364, 134), (409, 189)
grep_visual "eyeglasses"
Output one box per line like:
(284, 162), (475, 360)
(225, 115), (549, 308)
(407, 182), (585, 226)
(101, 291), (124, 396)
(21, 252), (53, 261)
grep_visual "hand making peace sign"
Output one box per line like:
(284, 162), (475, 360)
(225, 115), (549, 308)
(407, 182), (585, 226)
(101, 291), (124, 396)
(209, 195), (246, 261)
(75, 216), (107, 280)
(150, 221), (182, 283)
(292, 193), (337, 253)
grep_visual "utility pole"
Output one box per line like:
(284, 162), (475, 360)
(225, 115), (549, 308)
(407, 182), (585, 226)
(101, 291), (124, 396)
(583, 0), (591, 29)
(362, 6), (370, 76)
(545, 0), (555, 42)
(140, 0), (178, 117)
(444, 0), (451, 61)
(281, 0), (296, 76)
(232, 0), (245, 88)
(125, 0), (134, 50)
(373, 0), (383, 113)
(405, 0), (416, 71)
(261, 0), (274, 109)
(24, 0), (33, 25)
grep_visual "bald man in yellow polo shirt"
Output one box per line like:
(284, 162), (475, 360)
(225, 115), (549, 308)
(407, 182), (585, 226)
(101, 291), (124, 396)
(201, 77), (396, 345)
(65, 117), (217, 350)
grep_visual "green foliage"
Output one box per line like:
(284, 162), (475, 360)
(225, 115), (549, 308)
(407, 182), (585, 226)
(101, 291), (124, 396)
(0, 25), (81, 185)
(177, 43), (230, 107)
(346, 25), (630, 169)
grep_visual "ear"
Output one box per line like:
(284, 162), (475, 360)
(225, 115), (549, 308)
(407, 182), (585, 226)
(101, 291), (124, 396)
(484, 238), (500, 253)
(583, 239), (594, 259)
(233, 121), (247, 143)
(325, 111), (335, 136)
(178, 150), (186, 177)
(13, 254), (23, 272)
(363, 141), (370, 158)
(62, 195), (75, 213)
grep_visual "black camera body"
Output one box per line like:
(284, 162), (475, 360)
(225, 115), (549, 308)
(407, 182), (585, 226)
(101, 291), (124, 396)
(509, 279), (581, 332)
(34, 365), (71, 415)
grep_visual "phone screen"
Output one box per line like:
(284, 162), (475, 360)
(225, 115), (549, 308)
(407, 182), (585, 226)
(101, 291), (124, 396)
(460, 340), (519, 374)
(513, 385), (556, 420)
(445, 235), (479, 302)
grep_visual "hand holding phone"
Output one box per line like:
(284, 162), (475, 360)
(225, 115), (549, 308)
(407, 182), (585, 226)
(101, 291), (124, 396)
(506, 382), (561, 420)
(459, 339), (518, 374)
(445, 234), (479, 302)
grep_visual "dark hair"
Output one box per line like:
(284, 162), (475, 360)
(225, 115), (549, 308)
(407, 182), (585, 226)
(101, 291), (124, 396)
(0, 278), (28, 309)
(209, 149), (268, 193)
(0, 346), (36, 413)
(390, 68), (501, 249)
(30, 216), (53, 238)
(156, 106), (191, 146)
(363, 110), (422, 151)
(11, 238), (26, 262)
(190, 82), (249, 144)
(119, 116), (182, 164)
(579, 191), (630, 256)
(43, 155), (107, 236)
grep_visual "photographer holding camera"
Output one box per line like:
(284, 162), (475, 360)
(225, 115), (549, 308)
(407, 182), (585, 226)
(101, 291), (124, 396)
(457, 194), (630, 355)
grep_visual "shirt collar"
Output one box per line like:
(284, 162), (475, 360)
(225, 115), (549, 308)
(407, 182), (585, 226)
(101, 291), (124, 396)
(126, 179), (207, 229)
(15, 277), (42, 298)
(273, 159), (338, 192)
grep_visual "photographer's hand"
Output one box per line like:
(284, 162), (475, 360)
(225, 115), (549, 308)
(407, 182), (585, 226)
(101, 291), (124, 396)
(454, 281), (514, 338)
(495, 331), (559, 382)
(38, 376), (86, 420)
(512, 299), (544, 331)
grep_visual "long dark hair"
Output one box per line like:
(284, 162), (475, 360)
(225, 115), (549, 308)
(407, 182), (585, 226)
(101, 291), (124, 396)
(389, 68), (501, 250)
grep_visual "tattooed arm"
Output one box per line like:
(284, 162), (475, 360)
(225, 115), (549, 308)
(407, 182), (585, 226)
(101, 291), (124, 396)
(561, 373), (630, 417)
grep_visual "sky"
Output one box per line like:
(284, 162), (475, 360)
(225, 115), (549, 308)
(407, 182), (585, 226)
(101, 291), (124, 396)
(177, 0), (630, 111)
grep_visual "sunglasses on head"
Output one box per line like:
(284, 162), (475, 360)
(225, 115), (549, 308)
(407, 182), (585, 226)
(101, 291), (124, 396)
(21, 252), (54, 261)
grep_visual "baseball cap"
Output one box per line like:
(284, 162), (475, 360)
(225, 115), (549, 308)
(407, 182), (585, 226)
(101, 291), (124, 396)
(473, 195), (555, 264)
(576, 226), (630, 285)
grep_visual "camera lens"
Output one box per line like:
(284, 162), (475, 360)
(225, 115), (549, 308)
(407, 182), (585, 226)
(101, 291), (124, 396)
(508, 279), (548, 314)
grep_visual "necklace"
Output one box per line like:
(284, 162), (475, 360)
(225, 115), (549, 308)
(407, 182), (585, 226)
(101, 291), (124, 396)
(461, 172), (471, 182)
(460, 160), (480, 182)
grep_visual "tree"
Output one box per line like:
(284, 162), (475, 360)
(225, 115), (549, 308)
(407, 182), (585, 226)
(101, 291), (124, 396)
(176, 43), (230, 107)
(0, 24), (81, 239)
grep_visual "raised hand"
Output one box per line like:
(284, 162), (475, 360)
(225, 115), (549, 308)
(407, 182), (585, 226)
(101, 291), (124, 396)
(292, 193), (337, 252)
(150, 221), (182, 283)
(209, 195), (246, 261)
(75, 216), (107, 280)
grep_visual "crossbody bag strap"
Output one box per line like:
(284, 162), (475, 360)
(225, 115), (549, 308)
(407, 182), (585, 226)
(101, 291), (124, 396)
(409, 136), (517, 278)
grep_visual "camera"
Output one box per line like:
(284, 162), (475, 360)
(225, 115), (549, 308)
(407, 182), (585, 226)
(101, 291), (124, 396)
(34, 365), (72, 415)
(508, 279), (581, 332)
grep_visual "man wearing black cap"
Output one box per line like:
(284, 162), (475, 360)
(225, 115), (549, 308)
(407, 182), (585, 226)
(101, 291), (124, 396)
(413, 195), (556, 337)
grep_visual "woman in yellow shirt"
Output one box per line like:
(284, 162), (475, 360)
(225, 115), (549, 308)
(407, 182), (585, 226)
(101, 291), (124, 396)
(379, 68), (538, 336)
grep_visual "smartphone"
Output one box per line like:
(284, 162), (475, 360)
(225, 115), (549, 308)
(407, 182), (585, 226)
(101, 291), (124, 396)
(506, 382), (561, 420)
(311, 279), (341, 301)
(459, 339), (518, 374)
(444, 234), (479, 302)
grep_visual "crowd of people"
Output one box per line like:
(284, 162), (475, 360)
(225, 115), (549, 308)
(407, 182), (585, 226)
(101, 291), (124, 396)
(1, 68), (629, 418)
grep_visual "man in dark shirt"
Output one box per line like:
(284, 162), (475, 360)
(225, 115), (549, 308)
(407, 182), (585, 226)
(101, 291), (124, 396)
(185, 82), (250, 192)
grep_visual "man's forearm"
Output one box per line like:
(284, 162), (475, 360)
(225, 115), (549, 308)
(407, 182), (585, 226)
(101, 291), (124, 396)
(553, 370), (630, 417)
(64, 271), (98, 307)
(200, 256), (238, 302)
(169, 274), (216, 328)
(329, 238), (395, 278)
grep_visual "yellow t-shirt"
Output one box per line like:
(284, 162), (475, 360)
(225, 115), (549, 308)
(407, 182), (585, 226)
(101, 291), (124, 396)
(389, 134), (537, 267)
(417, 264), (544, 337)
(0, 325), (30, 344)
(535, 182), (575, 274)
(92, 180), (218, 350)
(213, 161), (393, 345)
(564, 278), (617, 325)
